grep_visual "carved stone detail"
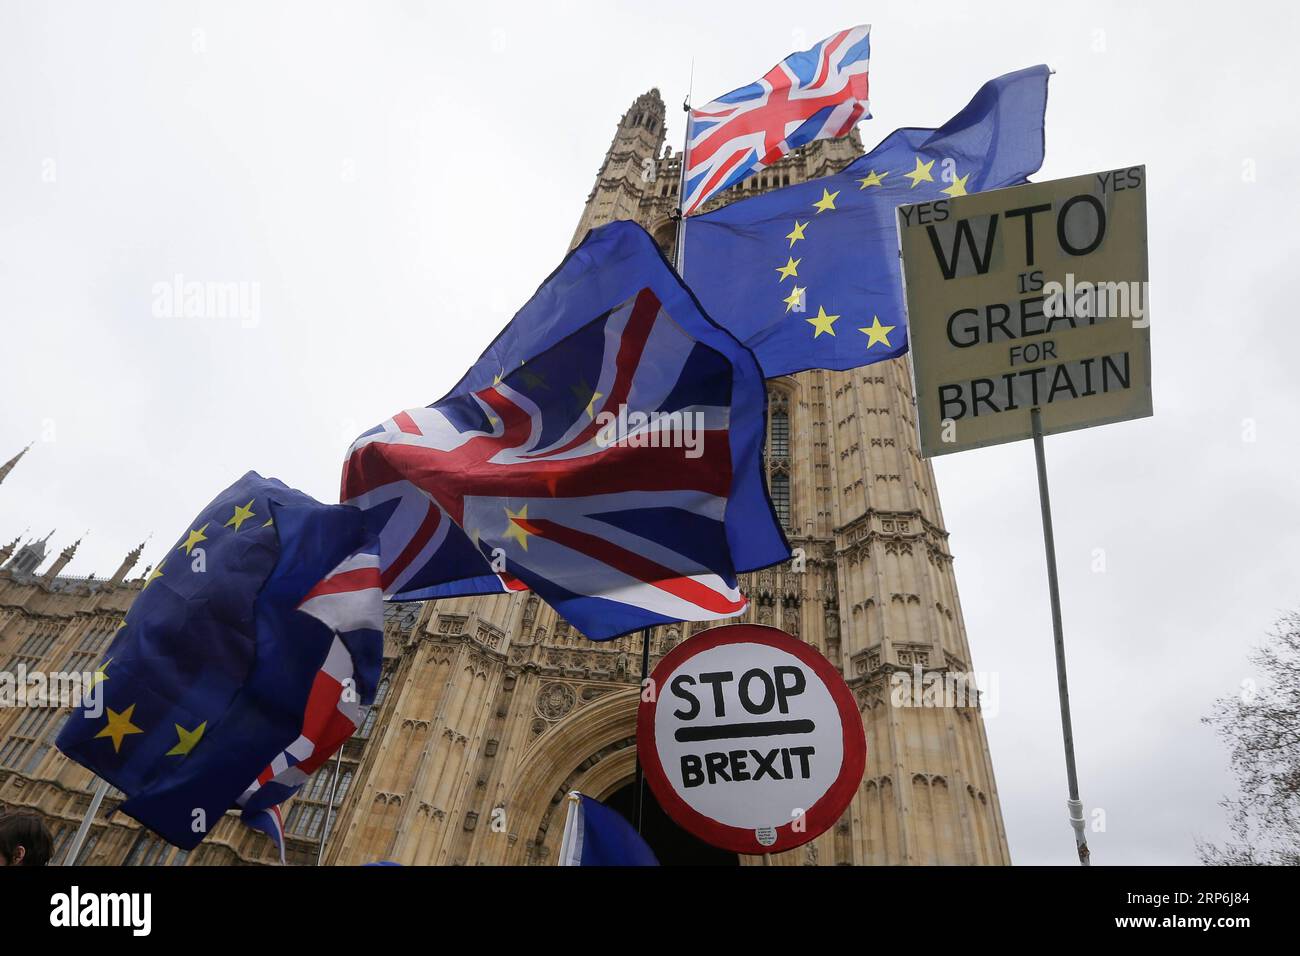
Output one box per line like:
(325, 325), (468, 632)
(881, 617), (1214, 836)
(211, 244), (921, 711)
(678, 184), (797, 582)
(535, 682), (576, 721)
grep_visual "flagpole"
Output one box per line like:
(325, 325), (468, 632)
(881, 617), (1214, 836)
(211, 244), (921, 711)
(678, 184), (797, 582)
(62, 777), (109, 865)
(632, 626), (652, 834)
(315, 746), (345, 866)
(672, 61), (694, 274)
(1030, 407), (1091, 866)
(557, 791), (581, 865)
(632, 60), (693, 839)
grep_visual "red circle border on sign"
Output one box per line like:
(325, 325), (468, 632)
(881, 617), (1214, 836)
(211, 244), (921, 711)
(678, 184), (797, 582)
(636, 623), (867, 856)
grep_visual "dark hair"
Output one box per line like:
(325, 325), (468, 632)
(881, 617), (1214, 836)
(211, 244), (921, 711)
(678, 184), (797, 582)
(0, 813), (53, 866)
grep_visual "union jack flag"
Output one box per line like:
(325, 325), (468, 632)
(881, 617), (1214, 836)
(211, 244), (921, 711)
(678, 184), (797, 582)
(238, 549), (383, 862)
(683, 25), (871, 216)
(341, 222), (788, 641)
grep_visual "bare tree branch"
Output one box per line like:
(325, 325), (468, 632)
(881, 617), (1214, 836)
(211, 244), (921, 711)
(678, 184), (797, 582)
(1199, 612), (1300, 866)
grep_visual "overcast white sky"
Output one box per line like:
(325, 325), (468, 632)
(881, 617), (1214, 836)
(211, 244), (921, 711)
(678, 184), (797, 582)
(2, 0), (1297, 865)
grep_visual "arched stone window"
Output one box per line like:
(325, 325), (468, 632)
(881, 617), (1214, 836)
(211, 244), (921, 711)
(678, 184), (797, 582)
(771, 473), (791, 530)
(766, 387), (793, 531)
(770, 406), (790, 458)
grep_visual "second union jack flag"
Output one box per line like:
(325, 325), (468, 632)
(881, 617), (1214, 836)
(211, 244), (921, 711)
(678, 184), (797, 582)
(683, 24), (871, 215)
(341, 221), (789, 640)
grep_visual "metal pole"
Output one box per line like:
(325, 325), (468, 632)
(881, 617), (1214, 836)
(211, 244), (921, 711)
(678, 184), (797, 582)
(672, 65), (694, 275)
(315, 746), (345, 866)
(1030, 406), (1090, 866)
(632, 626), (652, 834)
(632, 62), (692, 839)
(62, 777), (109, 865)
(557, 791), (581, 865)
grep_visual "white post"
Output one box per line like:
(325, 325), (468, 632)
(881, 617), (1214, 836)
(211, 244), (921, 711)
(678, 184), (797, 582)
(315, 746), (346, 866)
(1030, 406), (1091, 866)
(62, 777), (109, 865)
(673, 65), (694, 275)
(556, 791), (582, 866)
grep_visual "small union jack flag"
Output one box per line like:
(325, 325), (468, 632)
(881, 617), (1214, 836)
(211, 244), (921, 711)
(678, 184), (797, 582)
(238, 551), (383, 862)
(683, 25), (871, 216)
(341, 222), (788, 641)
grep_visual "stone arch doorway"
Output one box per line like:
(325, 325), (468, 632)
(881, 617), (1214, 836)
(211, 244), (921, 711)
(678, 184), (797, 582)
(506, 688), (736, 865)
(602, 779), (738, 866)
(649, 218), (676, 258)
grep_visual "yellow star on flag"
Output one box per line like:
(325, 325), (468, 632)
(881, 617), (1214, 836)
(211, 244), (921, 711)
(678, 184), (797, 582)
(570, 380), (603, 419)
(905, 157), (935, 188)
(92, 657), (112, 686)
(785, 220), (809, 247)
(166, 721), (207, 757)
(775, 257), (801, 281)
(177, 523), (208, 556)
(782, 285), (807, 313)
(143, 561), (164, 590)
(857, 169), (888, 189)
(812, 188), (839, 213)
(224, 500), (256, 532)
(503, 505), (532, 551)
(95, 704), (144, 753)
(520, 368), (547, 390)
(942, 173), (969, 198)
(806, 306), (840, 338)
(860, 316), (897, 349)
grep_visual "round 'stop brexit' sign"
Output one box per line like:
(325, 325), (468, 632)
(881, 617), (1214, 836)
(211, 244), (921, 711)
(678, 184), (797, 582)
(637, 624), (866, 855)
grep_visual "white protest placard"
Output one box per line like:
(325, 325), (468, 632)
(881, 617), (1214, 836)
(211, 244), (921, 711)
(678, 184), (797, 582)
(637, 624), (865, 854)
(898, 166), (1151, 457)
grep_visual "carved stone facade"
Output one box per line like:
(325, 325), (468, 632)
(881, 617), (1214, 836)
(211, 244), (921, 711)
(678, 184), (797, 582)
(0, 88), (1009, 866)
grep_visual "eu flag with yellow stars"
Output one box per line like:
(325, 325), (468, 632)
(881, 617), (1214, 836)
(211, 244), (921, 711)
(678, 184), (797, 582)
(56, 472), (382, 851)
(684, 65), (1050, 377)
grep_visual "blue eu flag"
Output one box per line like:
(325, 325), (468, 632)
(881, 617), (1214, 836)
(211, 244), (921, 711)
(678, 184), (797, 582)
(56, 472), (380, 850)
(684, 65), (1050, 378)
(558, 792), (658, 866)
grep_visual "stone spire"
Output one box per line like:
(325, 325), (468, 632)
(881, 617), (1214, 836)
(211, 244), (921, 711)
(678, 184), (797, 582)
(0, 443), (31, 487)
(111, 538), (148, 585)
(41, 535), (82, 582)
(0, 534), (19, 565)
(5, 530), (52, 574)
(570, 88), (668, 248)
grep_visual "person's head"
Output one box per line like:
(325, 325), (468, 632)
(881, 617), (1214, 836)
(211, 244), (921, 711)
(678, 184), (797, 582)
(0, 813), (53, 866)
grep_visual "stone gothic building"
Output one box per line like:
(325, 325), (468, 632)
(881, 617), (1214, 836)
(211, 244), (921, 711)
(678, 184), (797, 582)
(0, 88), (1009, 866)
(318, 89), (1010, 866)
